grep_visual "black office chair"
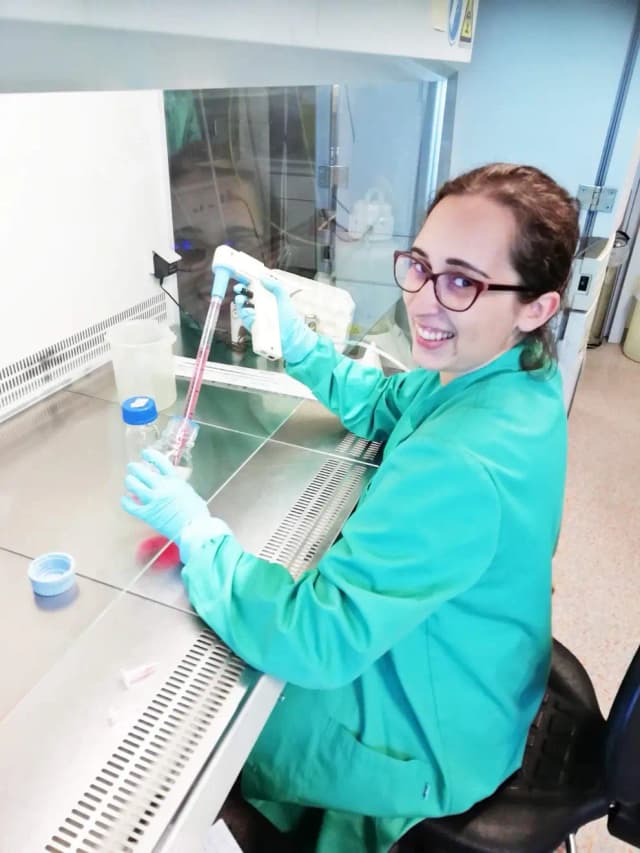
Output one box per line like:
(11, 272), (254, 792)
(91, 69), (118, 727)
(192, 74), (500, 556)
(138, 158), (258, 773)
(396, 639), (640, 853)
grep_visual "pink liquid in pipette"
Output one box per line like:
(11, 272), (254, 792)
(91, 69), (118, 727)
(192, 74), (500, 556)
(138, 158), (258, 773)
(138, 282), (227, 568)
(170, 342), (209, 463)
(171, 293), (223, 464)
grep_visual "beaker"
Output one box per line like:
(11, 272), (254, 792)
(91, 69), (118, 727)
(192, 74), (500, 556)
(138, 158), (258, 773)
(106, 320), (177, 410)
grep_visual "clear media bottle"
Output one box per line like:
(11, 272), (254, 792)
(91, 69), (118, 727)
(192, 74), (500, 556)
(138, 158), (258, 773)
(154, 416), (199, 480)
(121, 396), (160, 462)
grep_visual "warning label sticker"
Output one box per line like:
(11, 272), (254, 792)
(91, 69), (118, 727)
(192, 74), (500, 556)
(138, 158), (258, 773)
(460, 0), (474, 45)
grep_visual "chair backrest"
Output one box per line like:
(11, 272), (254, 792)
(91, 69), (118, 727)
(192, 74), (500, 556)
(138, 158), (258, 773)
(519, 639), (605, 794)
(605, 645), (640, 803)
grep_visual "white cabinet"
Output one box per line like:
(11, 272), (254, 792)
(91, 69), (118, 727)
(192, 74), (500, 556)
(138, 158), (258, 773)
(557, 301), (598, 411)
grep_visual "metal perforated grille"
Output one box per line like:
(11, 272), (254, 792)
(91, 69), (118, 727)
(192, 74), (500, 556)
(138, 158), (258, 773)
(0, 295), (167, 423)
(45, 632), (244, 853)
(334, 432), (381, 463)
(260, 454), (375, 579)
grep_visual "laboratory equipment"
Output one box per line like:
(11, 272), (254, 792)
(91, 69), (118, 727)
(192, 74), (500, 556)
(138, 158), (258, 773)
(106, 319), (177, 411)
(590, 230), (631, 346)
(155, 417), (199, 480)
(348, 187), (394, 241)
(235, 278), (317, 365)
(169, 245), (282, 465)
(263, 269), (355, 354)
(134, 421), (199, 570)
(557, 236), (613, 410)
(250, 276), (283, 362)
(28, 552), (76, 596)
(124, 448), (210, 545)
(565, 237), (612, 313)
(121, 395), (160, 463)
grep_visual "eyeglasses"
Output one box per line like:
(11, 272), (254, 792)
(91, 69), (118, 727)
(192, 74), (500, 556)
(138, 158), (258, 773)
(393, 250), (532, 313)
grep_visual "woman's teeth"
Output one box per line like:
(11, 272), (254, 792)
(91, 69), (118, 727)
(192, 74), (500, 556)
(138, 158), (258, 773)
(416, 326), (455, 342)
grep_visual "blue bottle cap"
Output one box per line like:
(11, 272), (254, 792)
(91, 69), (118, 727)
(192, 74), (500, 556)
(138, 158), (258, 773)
(28, 552), (76, 597)
(121, 396), (158, 426)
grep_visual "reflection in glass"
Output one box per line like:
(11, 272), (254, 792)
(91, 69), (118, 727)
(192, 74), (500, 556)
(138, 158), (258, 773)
(164, 81), (447, 373)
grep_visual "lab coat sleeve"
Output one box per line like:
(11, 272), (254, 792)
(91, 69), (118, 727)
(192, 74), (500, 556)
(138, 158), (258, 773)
(285, 335), (431, 441)
(181, 438), (501, 689)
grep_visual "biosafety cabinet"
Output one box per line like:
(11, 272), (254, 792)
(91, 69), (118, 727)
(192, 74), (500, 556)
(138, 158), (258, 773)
(0, 3), (482, 851)
(0, 0), (479, 421)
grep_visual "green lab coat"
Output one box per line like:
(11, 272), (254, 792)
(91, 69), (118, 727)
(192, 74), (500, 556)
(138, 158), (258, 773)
(181, 338), (567, 852)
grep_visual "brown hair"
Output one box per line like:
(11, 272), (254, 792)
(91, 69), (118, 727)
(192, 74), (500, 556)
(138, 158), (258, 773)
(427, 163), (580, 372)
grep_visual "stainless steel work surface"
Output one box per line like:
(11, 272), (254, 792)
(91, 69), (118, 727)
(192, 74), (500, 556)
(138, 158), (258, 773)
(131, 439), (376, 612)
(68, 363), (122, 403)
(206, 439), (374, 555)
(175, 379), (300, 439)
(70, 363), (300, 440)
(0, 360), (378, 850)
(0, 590), (272, 853)
(0, 389), (263, 589)
(271, 398), (382, 462)
(0, 548), (118, 719)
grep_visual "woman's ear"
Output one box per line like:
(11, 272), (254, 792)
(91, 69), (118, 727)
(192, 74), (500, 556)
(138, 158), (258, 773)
(517, 292), (561, 334)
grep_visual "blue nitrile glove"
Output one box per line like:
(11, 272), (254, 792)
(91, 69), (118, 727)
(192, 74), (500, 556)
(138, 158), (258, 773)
(233, 278), (318, 364)
(122, 448), (214, 554)
(178, 513), (232, 564)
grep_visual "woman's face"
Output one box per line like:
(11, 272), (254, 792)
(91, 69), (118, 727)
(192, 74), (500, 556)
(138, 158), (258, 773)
(404, 193), (553, 383)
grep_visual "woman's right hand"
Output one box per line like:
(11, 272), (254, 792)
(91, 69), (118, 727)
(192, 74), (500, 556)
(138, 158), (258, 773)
(233, 278), (318, 364)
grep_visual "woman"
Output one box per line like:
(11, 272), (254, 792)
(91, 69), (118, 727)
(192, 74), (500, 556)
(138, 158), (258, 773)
(123, 163), (579, 852)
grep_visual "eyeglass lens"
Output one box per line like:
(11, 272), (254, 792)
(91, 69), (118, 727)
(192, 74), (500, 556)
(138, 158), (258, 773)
(394, 254), (479, 311)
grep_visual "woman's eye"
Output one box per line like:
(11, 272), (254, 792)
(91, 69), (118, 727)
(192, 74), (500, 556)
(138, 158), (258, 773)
(410, 259), (429, 276)
(447, 274), (475, 289)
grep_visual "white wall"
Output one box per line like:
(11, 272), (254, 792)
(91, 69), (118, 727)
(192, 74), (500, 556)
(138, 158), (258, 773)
(0, 91), (175, 367)
(450, 0), (640, 239)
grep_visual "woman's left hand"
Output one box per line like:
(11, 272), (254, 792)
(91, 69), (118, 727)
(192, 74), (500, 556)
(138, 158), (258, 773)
(122, 448), (210, 543)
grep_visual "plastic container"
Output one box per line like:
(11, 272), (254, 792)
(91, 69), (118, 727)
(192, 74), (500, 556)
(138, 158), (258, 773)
(155, 416), (199, 480)
(121, 396), (160, 462)
(106, 320), (177, 410)
(623, 292), (640, 363)
(28, 552), (76, 596)
(348, 188), (394, 241)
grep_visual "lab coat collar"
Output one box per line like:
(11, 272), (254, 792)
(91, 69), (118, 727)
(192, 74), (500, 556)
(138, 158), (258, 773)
(385, 345), (530, 452)
(436, 343), (526, 394)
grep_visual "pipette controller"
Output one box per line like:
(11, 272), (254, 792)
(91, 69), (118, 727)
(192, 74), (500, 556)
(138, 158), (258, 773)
(170, 245), (282, 465)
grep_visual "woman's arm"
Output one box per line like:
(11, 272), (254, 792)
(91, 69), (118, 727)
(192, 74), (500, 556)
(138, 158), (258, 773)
(286, 336), (433, 441)
(181, 437), (501, 689)
(234, 280), (431, 442)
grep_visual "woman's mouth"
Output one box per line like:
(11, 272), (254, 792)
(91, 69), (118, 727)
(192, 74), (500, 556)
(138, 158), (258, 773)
(415, 324), (456, 349)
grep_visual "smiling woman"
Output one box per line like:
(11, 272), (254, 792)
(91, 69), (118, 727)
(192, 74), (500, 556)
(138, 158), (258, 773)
(411, 163), (580, 378)
(123, 163), (579, 853)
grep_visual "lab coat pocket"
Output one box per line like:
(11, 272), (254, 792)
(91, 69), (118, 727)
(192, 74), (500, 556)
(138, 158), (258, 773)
(312, 718), (445, 818)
